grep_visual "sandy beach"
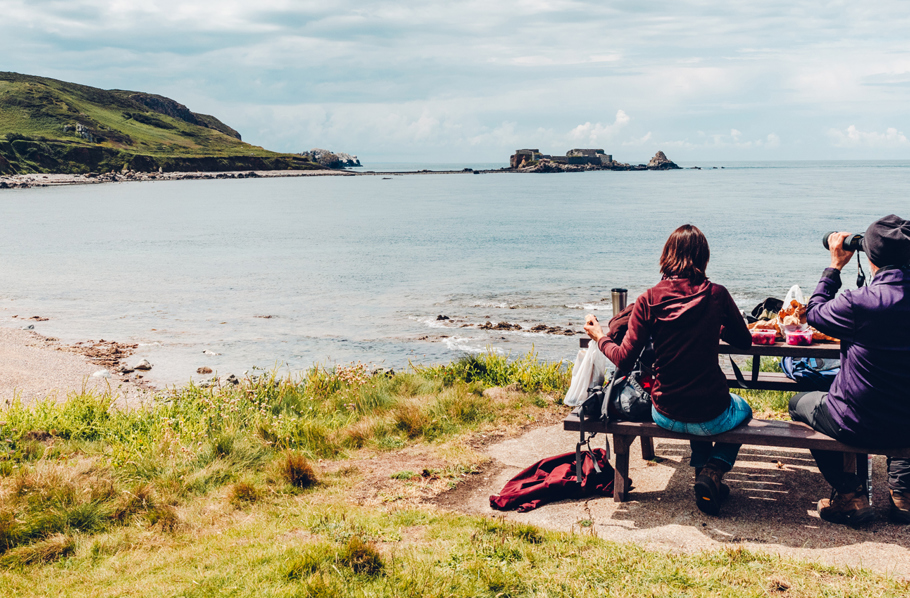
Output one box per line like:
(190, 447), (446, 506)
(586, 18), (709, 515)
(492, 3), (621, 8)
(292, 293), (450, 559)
(0, 326), (153, 407)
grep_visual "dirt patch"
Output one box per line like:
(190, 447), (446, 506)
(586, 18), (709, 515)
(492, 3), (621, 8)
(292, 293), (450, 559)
(321, 445), (485, 507)
(431, 460), (505, 510)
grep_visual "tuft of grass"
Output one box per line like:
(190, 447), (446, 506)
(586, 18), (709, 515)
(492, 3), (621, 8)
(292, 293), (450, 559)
(112, 483), (154, 522)
(478, 517), (544, 544)
(391, 400), (432, 439)
(338, 536), (384, 576)
(146, 504), (180, 532)
(0, 534), (74, 568)
(283, 543), (335, 580)
(278, 452), (318, 489)
(229, 481), (261, 507)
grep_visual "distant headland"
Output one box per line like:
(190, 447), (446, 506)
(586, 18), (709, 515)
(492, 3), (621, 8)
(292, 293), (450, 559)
(509, 148), (680, 172)
(0, 72), (359, 176)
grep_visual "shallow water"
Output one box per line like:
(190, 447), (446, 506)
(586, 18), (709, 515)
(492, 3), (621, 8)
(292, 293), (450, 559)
(0, 161), (906, 385)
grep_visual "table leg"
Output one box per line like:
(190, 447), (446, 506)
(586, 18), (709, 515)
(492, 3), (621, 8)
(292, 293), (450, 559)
(640, 436), (655, 461)
(856, 453), (869, 499)
(613, 434), (634, 503)
(842, 453), (857, 475)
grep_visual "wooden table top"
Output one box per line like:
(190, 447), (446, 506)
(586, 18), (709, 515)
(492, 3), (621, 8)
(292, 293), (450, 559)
(580, 337), (841, 359)
(719, 340), (841, 359)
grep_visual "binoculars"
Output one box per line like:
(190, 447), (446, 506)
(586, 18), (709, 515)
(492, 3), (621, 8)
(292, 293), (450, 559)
(822, 231), (864, 252)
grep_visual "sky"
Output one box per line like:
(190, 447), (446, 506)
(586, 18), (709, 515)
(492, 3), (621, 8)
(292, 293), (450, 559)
(3, 1), (910, 164)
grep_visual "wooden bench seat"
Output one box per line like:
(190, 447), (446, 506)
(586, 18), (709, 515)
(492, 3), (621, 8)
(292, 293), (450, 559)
(564, 413), (910, 502)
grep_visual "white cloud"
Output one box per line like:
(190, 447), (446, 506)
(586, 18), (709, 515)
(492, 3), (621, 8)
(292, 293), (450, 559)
(568, 110), (631, 144)
(5, 1), (910, 159)
(657, 130), (781, 151)
(621, 132), (652, 147)
(827, 125), (909, 148)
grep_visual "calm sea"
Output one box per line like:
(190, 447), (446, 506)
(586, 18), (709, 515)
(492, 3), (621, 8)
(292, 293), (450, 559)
(0, 161), (907, 386)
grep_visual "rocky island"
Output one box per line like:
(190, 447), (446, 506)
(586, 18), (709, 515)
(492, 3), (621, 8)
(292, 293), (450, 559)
(509, 148), (680, 172)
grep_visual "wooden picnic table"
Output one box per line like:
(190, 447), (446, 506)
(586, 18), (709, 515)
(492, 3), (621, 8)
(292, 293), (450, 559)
(579, 337), (840, 392)
(568, 337), (908, 502)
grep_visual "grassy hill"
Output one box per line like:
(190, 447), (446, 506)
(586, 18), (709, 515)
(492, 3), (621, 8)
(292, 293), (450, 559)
(0, 72), (321, 174)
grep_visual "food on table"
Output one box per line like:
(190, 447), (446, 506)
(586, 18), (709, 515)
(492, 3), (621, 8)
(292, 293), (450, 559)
(750, 329), (777, 344)
(779, 300), (807, 327)
(786, 329), (814, 346)
(811, 329), (839, 343)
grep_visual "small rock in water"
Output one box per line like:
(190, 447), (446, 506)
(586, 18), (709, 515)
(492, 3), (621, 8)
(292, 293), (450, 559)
(92, 369), (111, 378)
(436, 315), (450, 321)
(22, 325), (34, 330)
(197, 366), (213, 374)
(202, 349), (221, 355)
(133, 359), (153, 371)
(226, 374), (239, 385)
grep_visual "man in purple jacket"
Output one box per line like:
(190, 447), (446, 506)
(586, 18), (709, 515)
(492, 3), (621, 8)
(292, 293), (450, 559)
(790, 214), (910, 526)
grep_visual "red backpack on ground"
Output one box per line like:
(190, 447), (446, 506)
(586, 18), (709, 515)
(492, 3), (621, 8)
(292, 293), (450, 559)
(489, 449), (617, 512)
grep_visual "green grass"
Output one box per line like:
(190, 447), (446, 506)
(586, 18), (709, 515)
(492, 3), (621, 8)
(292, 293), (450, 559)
(1, 498), (906, 597)
(0, 353), (566, 559)
(735, 356), (797, 417)
(2, 352), (898, 596)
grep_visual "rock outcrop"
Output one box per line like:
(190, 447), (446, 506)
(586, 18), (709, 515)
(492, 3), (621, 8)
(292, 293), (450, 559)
(647, 151), (680, 170)
(303, 149), (362, 168)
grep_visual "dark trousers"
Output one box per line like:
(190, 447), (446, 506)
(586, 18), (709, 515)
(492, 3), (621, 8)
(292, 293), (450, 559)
(789, 392), (910, 494)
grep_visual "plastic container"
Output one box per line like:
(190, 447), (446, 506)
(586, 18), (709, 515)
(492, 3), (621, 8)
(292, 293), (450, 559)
(750, 329), (777, 345)
(786, 329), (813, 346)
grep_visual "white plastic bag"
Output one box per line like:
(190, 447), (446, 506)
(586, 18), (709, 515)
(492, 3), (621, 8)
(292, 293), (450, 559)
(564, 345), (608, 406)
(781, 284), (809, 337)
(783, 284), (806, 306)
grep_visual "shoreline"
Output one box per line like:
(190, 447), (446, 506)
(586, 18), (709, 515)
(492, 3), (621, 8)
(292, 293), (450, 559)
(0, 327), (155, 407)
(0, 167), (513, 189)
(0, 163), (685, 189)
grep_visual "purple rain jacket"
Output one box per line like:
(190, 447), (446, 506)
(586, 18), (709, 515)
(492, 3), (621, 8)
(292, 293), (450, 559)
(807, 266), (910, 447)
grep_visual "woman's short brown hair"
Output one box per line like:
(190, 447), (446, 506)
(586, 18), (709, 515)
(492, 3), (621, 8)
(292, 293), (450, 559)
(660, 224), (710, 280)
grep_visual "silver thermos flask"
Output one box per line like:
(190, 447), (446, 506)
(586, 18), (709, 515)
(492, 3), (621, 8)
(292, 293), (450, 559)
(611, 288), (628, 316)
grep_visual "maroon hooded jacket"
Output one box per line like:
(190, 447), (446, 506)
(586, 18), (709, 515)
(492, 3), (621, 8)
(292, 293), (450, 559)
(598, 278), (751, 423)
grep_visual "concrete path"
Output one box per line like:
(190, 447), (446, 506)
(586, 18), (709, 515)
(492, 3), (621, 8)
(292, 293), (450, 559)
(434, 423), (910, 578)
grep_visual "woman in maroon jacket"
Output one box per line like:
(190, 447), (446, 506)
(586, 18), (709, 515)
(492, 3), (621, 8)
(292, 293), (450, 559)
(584, 224), (752, 515)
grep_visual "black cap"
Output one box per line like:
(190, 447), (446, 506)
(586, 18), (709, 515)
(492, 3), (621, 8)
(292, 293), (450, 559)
(863, 214), (910, 266)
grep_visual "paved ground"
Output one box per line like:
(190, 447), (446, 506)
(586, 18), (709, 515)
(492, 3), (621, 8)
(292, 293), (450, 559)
(434, 423), (910, 578)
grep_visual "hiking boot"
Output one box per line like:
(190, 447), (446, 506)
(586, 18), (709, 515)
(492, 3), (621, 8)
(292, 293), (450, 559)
(890, 490), (910, 524)
(695, 467), (730, 502)
(694, 464), (725, 516)
(817, 488), (875, 526)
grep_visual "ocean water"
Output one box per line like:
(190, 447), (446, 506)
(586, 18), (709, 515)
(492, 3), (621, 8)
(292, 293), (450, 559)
(0, 161), (907, 386)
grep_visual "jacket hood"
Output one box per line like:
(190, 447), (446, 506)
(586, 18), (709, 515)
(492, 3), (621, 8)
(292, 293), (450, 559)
(648, 278), (713, 323)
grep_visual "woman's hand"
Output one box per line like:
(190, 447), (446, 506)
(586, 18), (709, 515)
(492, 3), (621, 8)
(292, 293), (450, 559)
(584, 314), (605, 343)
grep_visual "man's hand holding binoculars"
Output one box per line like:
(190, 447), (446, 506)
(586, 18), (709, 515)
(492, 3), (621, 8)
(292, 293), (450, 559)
(827, 231), (855, 271)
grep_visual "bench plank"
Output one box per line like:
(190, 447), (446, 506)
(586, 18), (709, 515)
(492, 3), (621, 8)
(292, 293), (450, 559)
(565, 414), (910, 458)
